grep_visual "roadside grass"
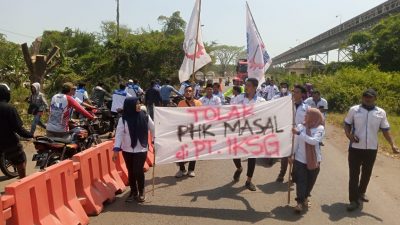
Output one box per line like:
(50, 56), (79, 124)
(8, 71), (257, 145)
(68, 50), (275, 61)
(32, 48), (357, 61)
(327, 113), (400, 158)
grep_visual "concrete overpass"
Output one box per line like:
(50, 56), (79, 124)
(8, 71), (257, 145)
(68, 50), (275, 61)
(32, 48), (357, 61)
(272, 0), (400, 66)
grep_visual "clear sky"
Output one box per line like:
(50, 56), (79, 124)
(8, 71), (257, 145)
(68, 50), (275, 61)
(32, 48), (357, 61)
(0, 0), (387, 56)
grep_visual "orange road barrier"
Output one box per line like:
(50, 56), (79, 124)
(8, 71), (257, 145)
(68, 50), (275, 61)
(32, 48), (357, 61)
(99, 141), (126, 194)
(146, 132), (155, 167)
(72, 143), (115, 216)
(0, 194), (14, 225)
(115, 152), (129, 186)
(4, 160), (89, 225)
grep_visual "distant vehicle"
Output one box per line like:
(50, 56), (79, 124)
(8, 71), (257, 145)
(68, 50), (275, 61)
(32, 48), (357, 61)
(236, 59), (248, 81)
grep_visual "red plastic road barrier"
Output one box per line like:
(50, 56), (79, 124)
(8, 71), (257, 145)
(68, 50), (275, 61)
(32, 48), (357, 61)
(5, 160), (89, 225)
(72, 143), (115, 216)
(115, 152), (129, 186)
(0, 194), (14, 225)
(146, 132), (155, 167)
(99, 141), (126, 194)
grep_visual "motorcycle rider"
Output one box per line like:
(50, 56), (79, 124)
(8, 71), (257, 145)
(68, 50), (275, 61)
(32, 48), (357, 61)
(46, 82), (95, 140)
(0, 83), (33, 178)
(91, 82), (112, 107)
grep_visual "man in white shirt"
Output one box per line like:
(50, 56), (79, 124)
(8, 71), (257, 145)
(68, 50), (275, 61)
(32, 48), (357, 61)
(305, 90), (328, 118)
(265, 80), (279, 101)
(200, 84), (222, 106)
(232, 78), (266, 191)
(344, 89), (399, 211)
(74, 82), (90, 103)
(276, 84), (309, 183)
(212, 82), (225, 104)
(179, 80), (191, 95)
(112, 84), (132, 113)
(126, 79), (143, 98)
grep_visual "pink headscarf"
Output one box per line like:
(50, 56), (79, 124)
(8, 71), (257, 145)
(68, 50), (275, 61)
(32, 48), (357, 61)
(304, 108), (324, 170)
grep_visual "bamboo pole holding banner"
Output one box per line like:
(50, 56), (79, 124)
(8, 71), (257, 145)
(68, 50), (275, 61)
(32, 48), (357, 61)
(151, 103), (156, 196)
(287, 85), (296, 204)
(191, 0), (202, 82)
(152, 145), (156, 196)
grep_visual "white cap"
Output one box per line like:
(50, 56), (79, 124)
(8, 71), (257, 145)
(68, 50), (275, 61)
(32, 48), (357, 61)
(128, 79), (133, 83)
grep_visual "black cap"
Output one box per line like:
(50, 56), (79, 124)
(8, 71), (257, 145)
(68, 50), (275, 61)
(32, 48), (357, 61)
(362, 88), (377, 97)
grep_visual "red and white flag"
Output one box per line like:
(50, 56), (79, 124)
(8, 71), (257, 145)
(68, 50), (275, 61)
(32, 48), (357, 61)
(246, 2), (272, 85)
(179, 0), (211, 83)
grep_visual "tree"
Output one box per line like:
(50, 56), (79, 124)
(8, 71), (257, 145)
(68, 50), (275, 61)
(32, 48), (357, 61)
(0, 34), (27, 86)
(348, 14), (400, 72)
(158, 11), (186, 36)
(209, 44), (244, 75)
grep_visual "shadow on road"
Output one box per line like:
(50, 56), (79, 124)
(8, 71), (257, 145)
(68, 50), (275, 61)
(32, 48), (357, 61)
(113, 204), (272, 223)
(102, 181), (304, 224)
(182, 182), (252, 210)
(321, 203), (383, 222)
(257, 181), (293, 195)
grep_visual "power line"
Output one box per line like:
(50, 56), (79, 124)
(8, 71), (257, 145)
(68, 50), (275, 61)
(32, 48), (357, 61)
(0, 27), (36, 39)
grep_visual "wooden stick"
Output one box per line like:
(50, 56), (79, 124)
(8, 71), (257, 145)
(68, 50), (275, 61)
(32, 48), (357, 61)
(152, 152), (156, 196)
(287, 97), (296, 205)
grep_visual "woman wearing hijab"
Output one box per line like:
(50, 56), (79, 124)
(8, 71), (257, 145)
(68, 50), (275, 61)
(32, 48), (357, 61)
(113, 97), (154, 203)
(290, 108), (325, 213)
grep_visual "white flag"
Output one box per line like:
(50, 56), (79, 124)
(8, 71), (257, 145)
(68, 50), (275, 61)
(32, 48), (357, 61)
(246, 2), (272, 85)
(179, 0), (211, 83)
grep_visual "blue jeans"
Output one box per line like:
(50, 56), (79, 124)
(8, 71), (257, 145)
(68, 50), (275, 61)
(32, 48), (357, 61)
(30, 113), (46, 135)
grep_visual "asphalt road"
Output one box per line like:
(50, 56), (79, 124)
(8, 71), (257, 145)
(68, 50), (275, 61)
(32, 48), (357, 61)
(87, 124), (400, 225)
(0, 122), (398, 225)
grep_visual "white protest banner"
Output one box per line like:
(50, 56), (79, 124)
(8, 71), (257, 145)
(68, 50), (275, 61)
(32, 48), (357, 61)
(154, 96), (293, 165)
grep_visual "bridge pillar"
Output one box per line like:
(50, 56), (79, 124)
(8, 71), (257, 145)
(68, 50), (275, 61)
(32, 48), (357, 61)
(314, 52), (329, 64)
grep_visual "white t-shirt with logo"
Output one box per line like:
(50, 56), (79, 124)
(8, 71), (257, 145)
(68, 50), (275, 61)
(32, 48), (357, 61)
(234, 94), (266, 104)
(199, 95), (222, 106)
(345, 105), (390, 150)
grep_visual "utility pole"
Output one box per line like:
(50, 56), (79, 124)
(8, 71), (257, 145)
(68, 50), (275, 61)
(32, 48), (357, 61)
(116, 0), (120, 41)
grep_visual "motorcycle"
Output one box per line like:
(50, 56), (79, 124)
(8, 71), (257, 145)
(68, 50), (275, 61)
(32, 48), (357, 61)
(0, 152), (18, 178)
(91, 106), (114, 135)
(32, 119), (102, 170)
(168, 95), (184, 107)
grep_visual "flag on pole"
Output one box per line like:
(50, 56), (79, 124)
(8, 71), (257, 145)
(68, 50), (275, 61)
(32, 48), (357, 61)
(179, 0), (211, 83)
(246, 2), (272, 85)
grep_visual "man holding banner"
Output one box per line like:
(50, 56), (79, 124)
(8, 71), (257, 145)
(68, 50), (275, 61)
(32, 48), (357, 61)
(175, 85), (202, 178)
(231, 78), (266, 191)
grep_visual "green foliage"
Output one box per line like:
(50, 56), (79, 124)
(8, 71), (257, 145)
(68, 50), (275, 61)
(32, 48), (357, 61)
(0, 33), (27, 86)
(157, 11), (186, 36)
(208, 44), (245, 75)
(348, 13), (400, 72)
(275, 66), (400, 114)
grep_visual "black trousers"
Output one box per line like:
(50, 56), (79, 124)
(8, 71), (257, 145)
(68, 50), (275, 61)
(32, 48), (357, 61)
(233, 158), (256, 178)
(178, 161), (196, 171)
(293, 160), (320, 204)
(278, 157), (289, 178)
(348, 147), (377, 202)
(123, 151), (147, 195)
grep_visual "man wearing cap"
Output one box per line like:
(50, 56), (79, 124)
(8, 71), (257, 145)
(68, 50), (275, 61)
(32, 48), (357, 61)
(47, 82), (95, 139)
(345, 88), (399, 211)
(126, 79), (143, 98)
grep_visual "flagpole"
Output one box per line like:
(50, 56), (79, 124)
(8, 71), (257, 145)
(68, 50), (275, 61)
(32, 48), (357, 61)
(191, 0), (202, 82)
(246, 2), (263, 42)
